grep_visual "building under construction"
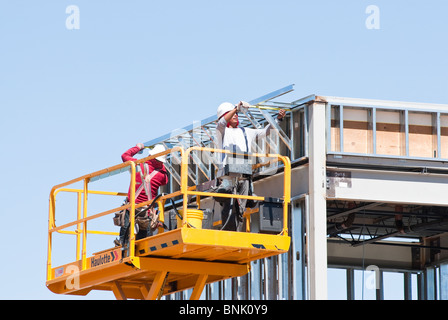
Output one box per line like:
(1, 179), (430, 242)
(46, 85), (448, 300)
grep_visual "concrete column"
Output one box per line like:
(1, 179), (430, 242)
(307, 101), (328, 299)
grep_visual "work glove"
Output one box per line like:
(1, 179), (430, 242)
(137, 143), (145, 154)
(277, 109), (286, 121)
(236, 101), (250, 112)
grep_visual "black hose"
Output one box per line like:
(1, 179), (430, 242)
(136, 193), (164, 217)
(169, 197), (196, 229)
(168, 197), (183, 221)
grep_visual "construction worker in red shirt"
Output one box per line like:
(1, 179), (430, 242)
(114, 143), (169, 248)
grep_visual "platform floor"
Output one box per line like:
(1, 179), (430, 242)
(46, 228), (290, 299)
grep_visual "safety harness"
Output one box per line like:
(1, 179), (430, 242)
(114, 162), (161, 231)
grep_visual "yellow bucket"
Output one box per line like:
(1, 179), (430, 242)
(177, 209), (204, 229)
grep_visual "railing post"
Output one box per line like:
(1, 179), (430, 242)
(46, 192), (56, 281)
(81, 178), (89, 270)
(181, 148), (189, 227)
(280, 155), (291, 236)
(76, 191), (82, 261)
(129, 162), (136, 258)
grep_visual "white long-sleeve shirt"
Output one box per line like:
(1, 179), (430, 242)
(214, 115), (279, 176)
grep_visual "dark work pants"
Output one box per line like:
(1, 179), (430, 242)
(220, 179), (249, 231)
(119, 209), (153, 248)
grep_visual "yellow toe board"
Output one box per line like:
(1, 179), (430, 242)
(135, 228), (290, 264)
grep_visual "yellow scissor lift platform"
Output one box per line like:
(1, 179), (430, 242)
(46, 147), (291, 300)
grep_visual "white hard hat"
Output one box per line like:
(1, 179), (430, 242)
(149, 144), (167, 163)
(217, 102), (235, 119)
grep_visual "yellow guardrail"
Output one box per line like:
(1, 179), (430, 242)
(179, 146), (291, 236)
(46, 146), (291, 282)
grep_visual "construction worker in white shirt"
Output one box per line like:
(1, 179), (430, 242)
(214, 100), (286, 231)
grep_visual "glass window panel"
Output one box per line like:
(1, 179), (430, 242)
(439, 263), (448, 300)
(383, 272), (404, 300)
(354, 269), (376, 300)
(328, 268), (347, 300)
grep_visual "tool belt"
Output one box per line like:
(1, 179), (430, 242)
(113, 200), (128, 227)
(135, 206), (159, 231)
(113, 204), (159, 231)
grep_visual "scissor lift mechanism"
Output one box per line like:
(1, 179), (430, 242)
(46, 146), (291, 300)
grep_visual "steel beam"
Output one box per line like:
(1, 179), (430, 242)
(327, 167), (448, 206)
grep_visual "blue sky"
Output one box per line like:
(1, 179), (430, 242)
(0, 1), (447, 299)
